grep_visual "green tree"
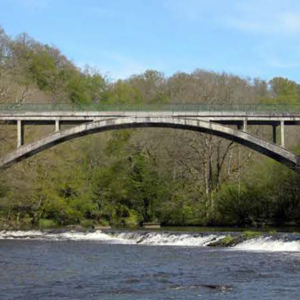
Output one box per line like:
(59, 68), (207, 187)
(269, 77), (300, 103)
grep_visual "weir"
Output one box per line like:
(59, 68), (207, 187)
(0, 103), (300, 172)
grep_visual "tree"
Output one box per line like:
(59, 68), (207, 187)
(269, 77), (300, 103)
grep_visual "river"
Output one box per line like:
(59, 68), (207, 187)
(0, 229), (300, 300)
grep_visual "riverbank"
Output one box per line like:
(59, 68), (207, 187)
(1, 218), (299, 233)
(1, 215), (300, 232)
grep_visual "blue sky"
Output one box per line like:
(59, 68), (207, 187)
(1, 0), (300, 82)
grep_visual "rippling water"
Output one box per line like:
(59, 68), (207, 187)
(1, 230), (300, 300)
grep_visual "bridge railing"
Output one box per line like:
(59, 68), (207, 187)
(0, 103), (300, 113)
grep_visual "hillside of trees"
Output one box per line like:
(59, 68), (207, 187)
(0, 26), (300, 230)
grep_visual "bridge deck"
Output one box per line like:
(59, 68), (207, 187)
(1, 103), (300, 126)
(0, 111), (300, 125)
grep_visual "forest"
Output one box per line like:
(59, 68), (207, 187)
(0, 26), (300, 230)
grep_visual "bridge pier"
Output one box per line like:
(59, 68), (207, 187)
(55, 120), (60, 132)
(17, 120), (24, 148)
(243, 118), (248, 132)
(236, 119), (247, 132)
(272, 125), (277, 144)
(281, 120), (285, 147)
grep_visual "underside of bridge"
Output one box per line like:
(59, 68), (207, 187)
(0, 117), (299, 173)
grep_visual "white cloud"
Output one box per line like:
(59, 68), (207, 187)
(103, 53), (148, 79)
(224, 5), (300, 35)
(77, 52), (159, 80)
(164, 0), (300, 35)
(163, 0), (300, 79)
(163, 0), (226, 21)
(252, 39), (300, 72)
(82, 6), (118, 19)
(268, 59), (300, 69)
(15, 0), (50, 10)
(280, 12), (300, 33)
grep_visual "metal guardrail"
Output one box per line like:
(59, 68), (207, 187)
(0, 103), (300, 113)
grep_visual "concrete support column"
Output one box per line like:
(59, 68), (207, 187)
(272, 125), (277, 144)
(281, 120), (285, 147)
(17, 120), (24, 148)
(55, 119), (60, 132)
(243, 118), (248, 132)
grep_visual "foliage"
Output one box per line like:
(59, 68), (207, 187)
(0, 26), (300, 229)
(215, 183), (270, 226)
(269, 77), (300, 103)
(242, 231), (263, 239)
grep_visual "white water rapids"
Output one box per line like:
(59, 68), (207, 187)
(234, 236), (300, 252)
(0, 230), (300, 252)
(0, 230), (221, 246)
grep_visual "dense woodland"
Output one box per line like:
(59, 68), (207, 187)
(0, 26), (300, 229)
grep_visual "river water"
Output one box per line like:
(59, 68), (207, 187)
(1, 230), (300, 300)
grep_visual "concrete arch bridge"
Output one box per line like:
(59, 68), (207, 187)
(0, 103), (299, 173)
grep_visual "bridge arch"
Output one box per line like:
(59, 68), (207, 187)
(0, 117), (299, 172)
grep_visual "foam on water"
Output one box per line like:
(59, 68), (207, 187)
(52, 231), (135, 243)
(1, 230), (300, 252)
(0, 230), (220, 246)
(115, 232), (222, 246)
(0, 230), (132, 244)
(0, 230), (44, 239)
(234, 236), (300, 252)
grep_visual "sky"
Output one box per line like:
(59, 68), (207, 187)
(1, 0), (300, 82)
